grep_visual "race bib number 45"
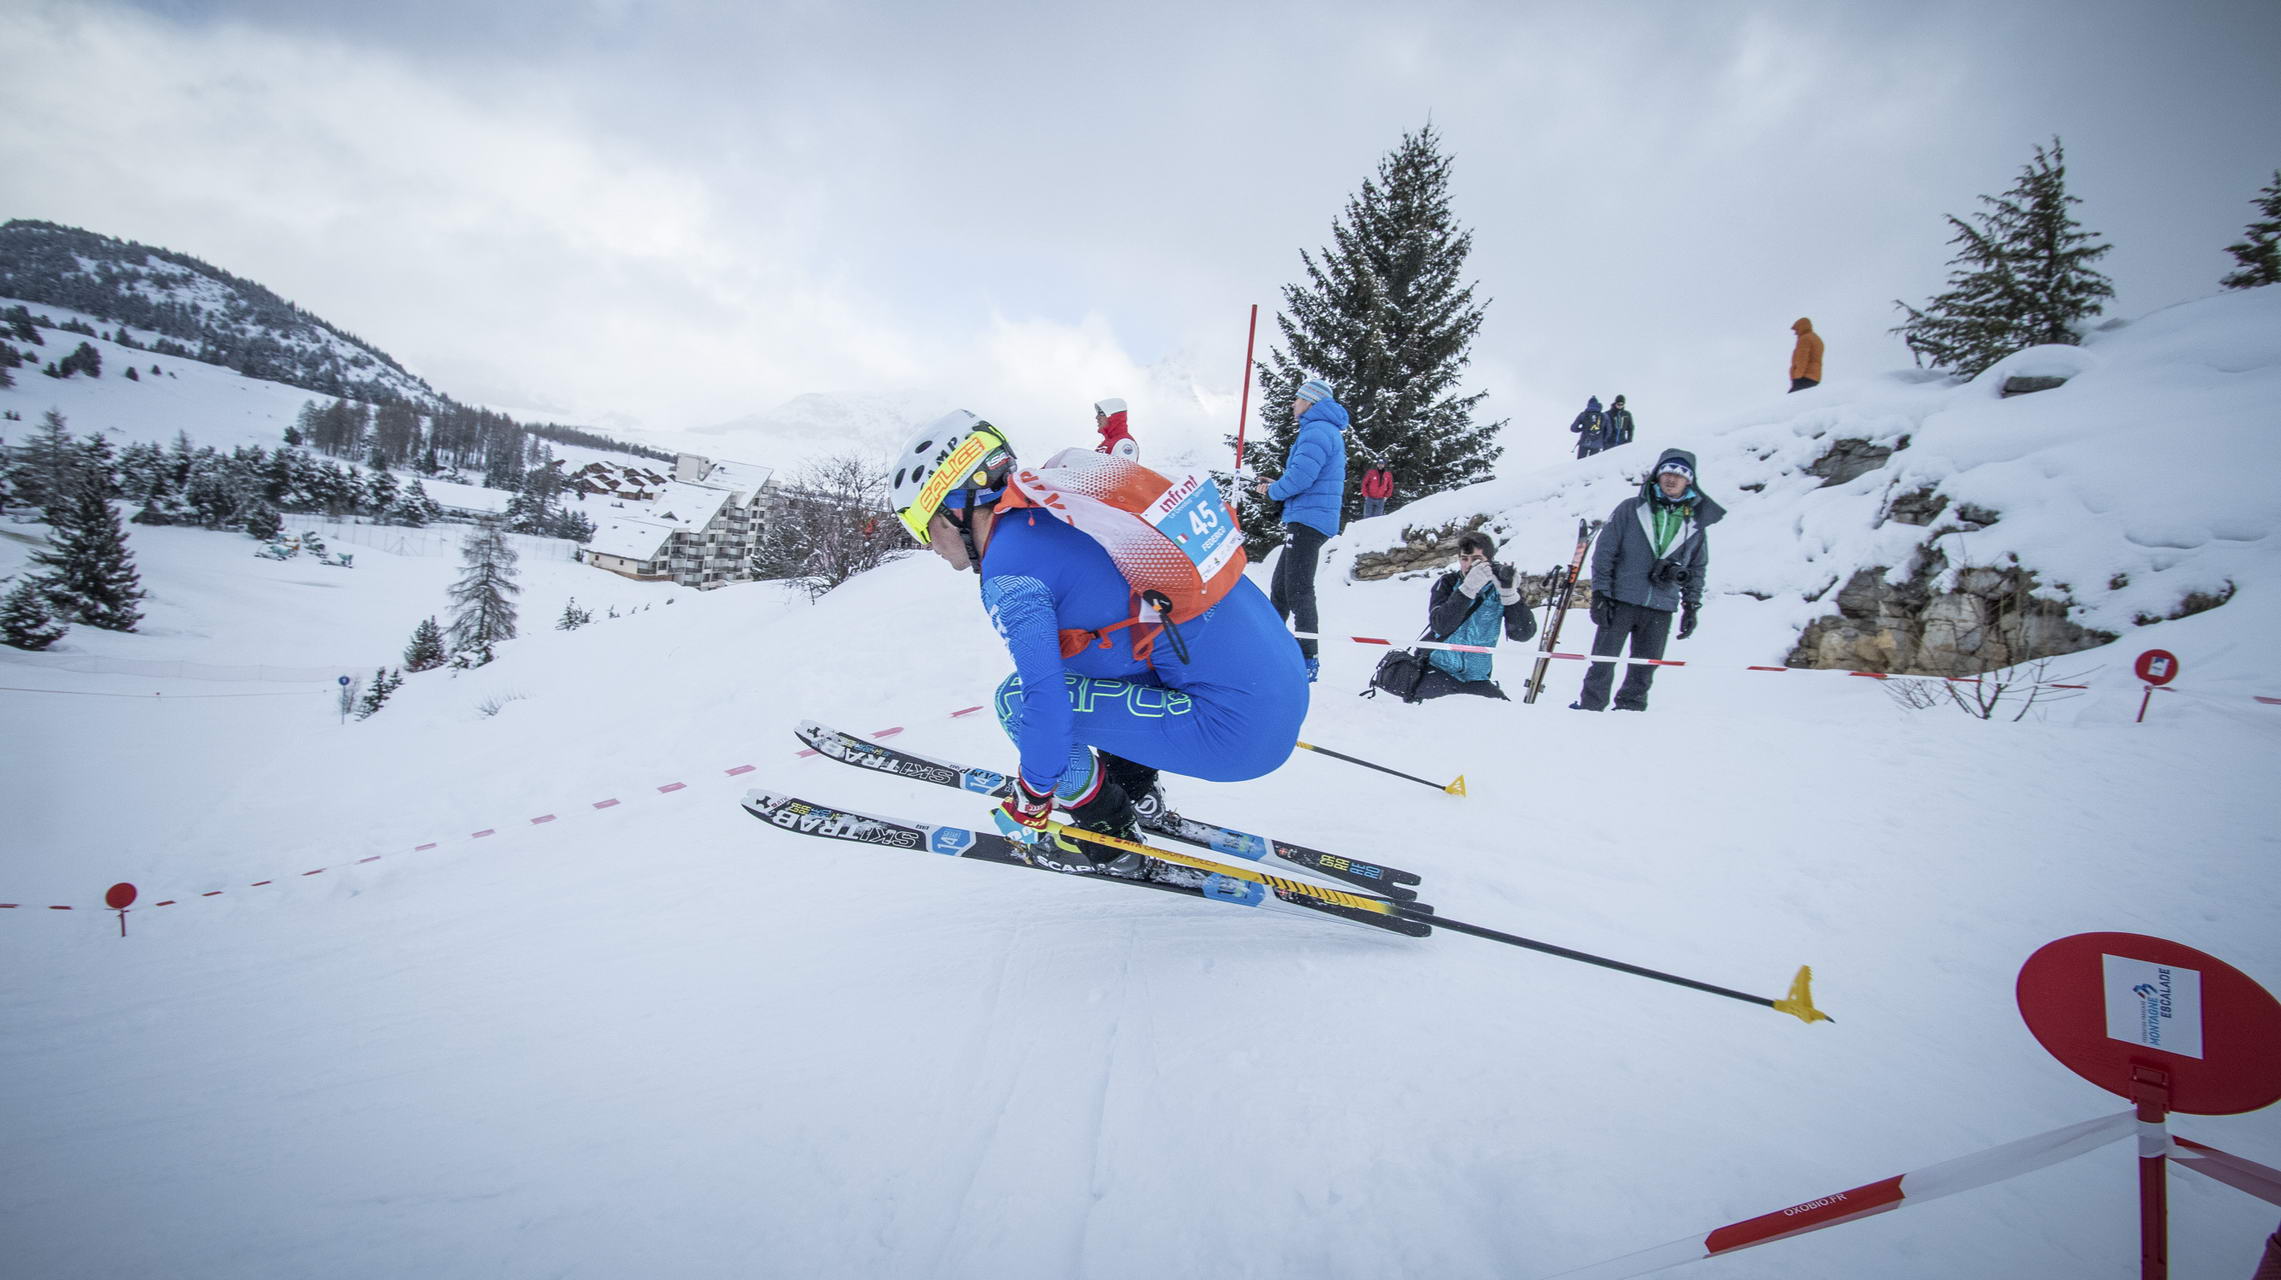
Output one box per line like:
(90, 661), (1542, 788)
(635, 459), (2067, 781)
(1147, 474), (1241, 581)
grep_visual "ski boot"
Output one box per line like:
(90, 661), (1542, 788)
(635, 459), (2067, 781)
(1056, 779), (1149, 878)
(1098, 752), (1172, 829)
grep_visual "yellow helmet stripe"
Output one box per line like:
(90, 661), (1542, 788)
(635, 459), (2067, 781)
(899, 431), (998, 543)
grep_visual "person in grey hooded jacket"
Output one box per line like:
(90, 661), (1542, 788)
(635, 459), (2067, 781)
(1571, 447), (1725, 712)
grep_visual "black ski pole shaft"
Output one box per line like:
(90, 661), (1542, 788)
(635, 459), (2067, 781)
(1294, 740), (1466, 796)
(1395, 906), (1834, 1023)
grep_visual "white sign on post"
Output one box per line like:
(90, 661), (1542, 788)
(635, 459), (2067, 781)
(2102, 954), (2205, 1059)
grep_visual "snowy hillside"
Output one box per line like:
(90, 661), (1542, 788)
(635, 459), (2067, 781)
(3, 291), (2278, 1280)
(1339, 286), (2281, 679)
(0, 220), (447, 409)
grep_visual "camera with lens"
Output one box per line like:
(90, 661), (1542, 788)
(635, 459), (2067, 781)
(1648, 559), (1687, 588)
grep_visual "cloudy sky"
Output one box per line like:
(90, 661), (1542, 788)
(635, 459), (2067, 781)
(5, 0), (2277, 469)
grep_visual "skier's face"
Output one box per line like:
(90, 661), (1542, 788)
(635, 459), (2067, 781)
(925, 513), (972, 570)
(1657, 472), (1690, 499)
(1291, 397), (1309, 420)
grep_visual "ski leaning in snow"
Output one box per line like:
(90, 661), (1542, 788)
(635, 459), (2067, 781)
(793, 720), (1423, 901)
(1522, 518), (1602, 705)
(740, 789), (1433, 939)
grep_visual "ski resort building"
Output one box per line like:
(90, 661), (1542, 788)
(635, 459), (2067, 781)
(577, 453), (776, 589)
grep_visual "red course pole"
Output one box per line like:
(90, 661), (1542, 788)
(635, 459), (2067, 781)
(1233, 303), (1257, 472)
(2132, 1064), (2170, 1280)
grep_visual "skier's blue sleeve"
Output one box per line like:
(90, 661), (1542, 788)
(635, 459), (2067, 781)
(1267, 429), (1328, 503)
(980, 572), (1076, 792)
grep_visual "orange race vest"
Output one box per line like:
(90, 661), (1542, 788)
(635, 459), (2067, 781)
(998, 448), (1247, 663)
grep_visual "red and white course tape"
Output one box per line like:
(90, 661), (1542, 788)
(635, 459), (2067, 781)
(1539, 1110), (2136, 1279)
(6, 710), (996, 920)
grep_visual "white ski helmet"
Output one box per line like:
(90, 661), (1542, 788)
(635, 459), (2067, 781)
(889, 410), (1016, 546)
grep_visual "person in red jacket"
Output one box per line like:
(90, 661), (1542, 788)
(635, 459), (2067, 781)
(1359, 463), (1394, 518)
(1093, 397), (1138, 459)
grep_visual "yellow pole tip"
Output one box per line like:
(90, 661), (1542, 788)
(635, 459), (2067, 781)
(1445, 775), (1467, 796)
(1772, 964), (1834, 1025)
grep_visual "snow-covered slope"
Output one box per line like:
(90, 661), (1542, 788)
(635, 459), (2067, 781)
(2, 294), (2277, 1279)
(1341, 287), (2281, 661)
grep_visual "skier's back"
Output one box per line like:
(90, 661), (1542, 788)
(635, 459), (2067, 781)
(889, 411), (1310, 872)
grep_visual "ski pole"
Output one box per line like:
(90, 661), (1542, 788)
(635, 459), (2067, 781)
(1047, 824), (1831, 1024)
(1400, 911), (1831, 1023)
(1294, 740), (1466, 796)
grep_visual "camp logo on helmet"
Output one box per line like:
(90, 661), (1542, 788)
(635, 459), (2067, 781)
(904, 433), (996, 540)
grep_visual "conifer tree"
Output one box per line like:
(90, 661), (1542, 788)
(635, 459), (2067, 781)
(353, 667), (403, 719)
(403, 616), (448, 671)
(1892, 138), (2115, 377)
(1, 577), (68, 650)
(1230, 122), (1503, 549)
(11, 409), (84, 519)
(2220, 170), (2281, 290)
(32, 478), (144, 631)
(386, 478), (440, 527)
(555, 597), (593, 630)
(447, 521), (521, 652)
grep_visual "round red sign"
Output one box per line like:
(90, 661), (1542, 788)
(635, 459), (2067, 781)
(104, 882), (137, 910)
(2133, 649), (2180, 686)
(2017, 932), (2281, 1115)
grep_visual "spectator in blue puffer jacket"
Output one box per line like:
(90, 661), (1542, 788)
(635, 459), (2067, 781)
(1252, 377), (1347, 681)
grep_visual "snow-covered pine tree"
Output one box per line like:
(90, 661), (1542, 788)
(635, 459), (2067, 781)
(2220, 170), (2281, 290)
(1892, 138), (2115, 377)
(363, 469), (400, 518)
(386, 478), (440, 528)
(31, 478), (144, 631)
(1, 577), (68, 650)
(403, 616), (447, 671)
(447, 521), (521, 652)
(244, 504), (283, 541)
(10, 409), (85, 519)
(1230, 122), (1502, 550)
(354, 666), (392, 719)
(555, 597), (592, 630)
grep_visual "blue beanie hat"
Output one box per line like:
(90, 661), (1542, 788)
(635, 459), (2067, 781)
(1296, 378), (1335, 405)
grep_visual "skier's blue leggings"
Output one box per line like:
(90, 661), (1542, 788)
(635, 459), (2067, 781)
(993, 665), (1306, 802)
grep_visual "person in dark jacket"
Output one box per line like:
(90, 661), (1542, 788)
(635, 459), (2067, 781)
(1604, 395), (1635, 448)
(1570, 396), (1608, 458)
(1409, 531), (1536, 699)
(1252, 377), (1347, 682)
(1571, 448), (1725, 712)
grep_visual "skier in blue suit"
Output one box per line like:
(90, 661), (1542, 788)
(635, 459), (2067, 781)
(1251, 377), (1347, 681)
(889, 411), (1311, 875)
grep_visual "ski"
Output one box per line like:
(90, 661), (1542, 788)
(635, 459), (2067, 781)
(1522, 518), (1602, 704)
(794, 720), (1424, 902)
(741, 788), (1431, 938)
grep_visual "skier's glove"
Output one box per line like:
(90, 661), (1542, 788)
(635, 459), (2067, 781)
(992, 777), (1056, 845)
(1678, 602), (1700, 640)
(1460, 561), (1496, 598)
(1590, 592), (1615, 627)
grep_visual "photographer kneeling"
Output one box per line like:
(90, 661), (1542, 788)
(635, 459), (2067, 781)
(1374, 531), (1537, 701)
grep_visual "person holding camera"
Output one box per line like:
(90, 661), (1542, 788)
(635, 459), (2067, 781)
(1369, 531), (1536, 702)
(1571, 448), (1725, 713)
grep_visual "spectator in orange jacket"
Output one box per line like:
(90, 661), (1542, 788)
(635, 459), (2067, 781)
(1790, 318), (1824, 392)
(1359, 464), (1394, 518)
